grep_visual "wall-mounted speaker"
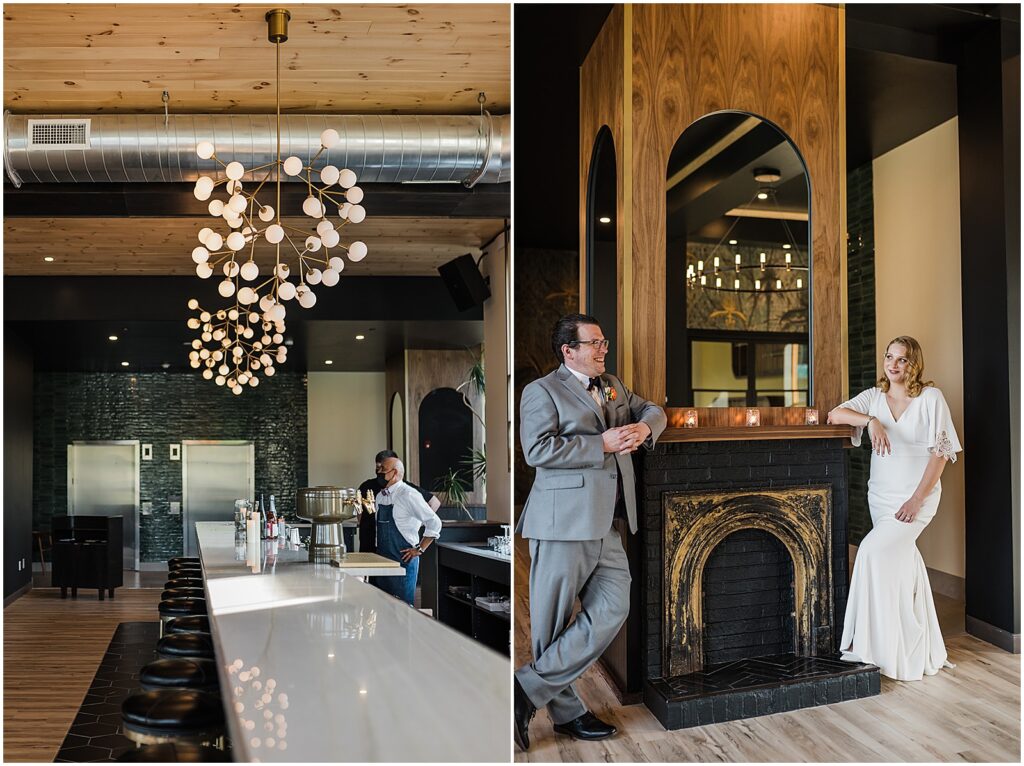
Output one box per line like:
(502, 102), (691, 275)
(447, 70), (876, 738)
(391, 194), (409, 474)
(438, 253), (491, 311)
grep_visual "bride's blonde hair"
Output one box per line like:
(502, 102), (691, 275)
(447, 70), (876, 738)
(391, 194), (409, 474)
(877, 335), (933, 397)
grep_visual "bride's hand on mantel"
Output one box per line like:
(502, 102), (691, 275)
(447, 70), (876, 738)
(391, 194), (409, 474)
(895, 496), (923, 523)
(867, 419), (891, 456)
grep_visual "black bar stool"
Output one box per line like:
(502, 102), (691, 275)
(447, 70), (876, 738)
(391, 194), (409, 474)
(168, 557), (201, 567)
(140, 658), (220, 694)
(161, 587), (206, 601)
(159, 598), (208, 637)
(116, 742), (230, 762)
(157, 633), (216, 661)
(165, 577), (204, 589)
(120, 689), (225, 749)
(169, 564), (203, 576)
(165, 616), (212, 636)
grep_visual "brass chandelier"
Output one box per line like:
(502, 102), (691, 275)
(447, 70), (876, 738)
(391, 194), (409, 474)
(186, 9), (367, 393)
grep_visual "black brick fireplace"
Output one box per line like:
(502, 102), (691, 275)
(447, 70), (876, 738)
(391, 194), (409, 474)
(622, 436), (880, 730)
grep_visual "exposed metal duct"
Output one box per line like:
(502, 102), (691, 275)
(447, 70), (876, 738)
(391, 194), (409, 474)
(3, 112), (510, 188)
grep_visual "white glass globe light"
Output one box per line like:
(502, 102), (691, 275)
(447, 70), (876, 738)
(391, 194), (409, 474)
(225, 161), (245, 180)
(302, 196), (322, 218)
(192, 246), (210, 264)
(321, 268), (340, 287)
(188, 298), (200, 310)
(240, 261), (259, 281)
(198, 228), (213, 245)
(196, 141), (215, 160)
(298, 289), (317, 309)
(265, 366), (276, 377)
(213, 350), (224, 361)
(258, 205), (275, 222)
(225, 216), (244, 230)
(249, 377), (259, 387)
(283, 156), (304, 176)
(228, 194), (247, 214)
(223, 261), (239, 278)
(260, 353), (273, 367)
(320, 129), (340, 148)
(259, 295), (275, 312)
(338, 203), (351, 220)
(232, 346), (244, 358)
(187, 317), (201, 330)
(196, 263), (214, 279)
(215, 375), (226, 386)
(348, 241), (368, 262)
(226, 232), (246, 251)
(316, 220), (334, 237)
(322, 229), (340, 248)
(191, 339), (203, 350)
(346, 186), (364, 204)
(199, 348), (210, 359)
(265, 224), (284, 244)
(347, 205), (366, 224)
(249, 312), (261, 323)
(275, 263), (290, 279)
(228, 309), (239, 321)
(320, 165), (340, 186)
(190, 359), (201, 369)
(189, 351), (200, 361)
(338, 168), (357, 188)
(328, 256), (344, 271)
(218, 279), (236, 297)
(193, 183), (212, 202)
(202, 369), (214, 380)
(199, 311), (211, 322)
(305, 269), (322, 285)
(226, 179), (243, 194)
(201, 331), (212, 342)
(243, 327), (254, 339)
(304, 236), (322, 252)
(272, 303), (288, 321)
(278, 281), (296, 301)
(208, 199), (225, 217)
(272, 333), (284, 345)
(206, 232), (224, 251)
(233, 385), (243, 396)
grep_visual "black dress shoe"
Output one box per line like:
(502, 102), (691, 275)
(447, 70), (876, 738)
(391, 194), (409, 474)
(513, 677), (536, 751)
(553, 711), (618, 741)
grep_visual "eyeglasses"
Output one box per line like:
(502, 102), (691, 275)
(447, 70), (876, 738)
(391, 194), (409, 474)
(568, 339), (610, 351)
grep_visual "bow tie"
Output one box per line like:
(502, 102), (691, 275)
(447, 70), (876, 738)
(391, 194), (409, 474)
(587, 377), (601, 391)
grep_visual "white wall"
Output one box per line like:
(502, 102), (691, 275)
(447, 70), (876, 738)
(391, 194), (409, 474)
(873, 117), (966, 578)
(481, 229), (511, 523)
(307, 372), (386, 487)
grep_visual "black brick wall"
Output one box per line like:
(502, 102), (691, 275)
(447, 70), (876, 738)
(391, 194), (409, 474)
(846, 162), (876, 545)
(33, 372), (308, 563)
(641, 439), (849, 680)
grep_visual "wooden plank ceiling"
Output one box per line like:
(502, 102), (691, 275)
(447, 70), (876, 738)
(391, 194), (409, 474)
(3, 217), (504, 276)
(3, 3), (510, 113)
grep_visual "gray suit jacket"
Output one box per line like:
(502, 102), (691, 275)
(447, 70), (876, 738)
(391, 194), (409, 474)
(517, 364), (667, 540)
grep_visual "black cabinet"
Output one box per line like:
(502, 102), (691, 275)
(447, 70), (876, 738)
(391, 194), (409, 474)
(51, 515), (123, 600)
(436, 543), (510, 656)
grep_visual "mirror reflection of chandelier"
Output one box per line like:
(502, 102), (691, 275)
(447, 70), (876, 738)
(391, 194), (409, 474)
(186, 8), (367, 394)
(686, 166), (806, 294)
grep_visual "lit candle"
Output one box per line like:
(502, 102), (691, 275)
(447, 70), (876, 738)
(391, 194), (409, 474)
(684, 409), (698, 428)
(805, 409), (819, 425)
(746, 408), (761, 427)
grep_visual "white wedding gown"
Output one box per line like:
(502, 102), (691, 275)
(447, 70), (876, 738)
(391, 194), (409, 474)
(836, 386), (962, 681)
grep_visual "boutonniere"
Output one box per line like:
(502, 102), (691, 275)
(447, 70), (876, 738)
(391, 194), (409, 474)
(604, 386), (617, 402)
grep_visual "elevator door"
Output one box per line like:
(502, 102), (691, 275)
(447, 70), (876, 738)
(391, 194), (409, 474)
(68, 441), (140, 570)
(182, 441), (254, 557)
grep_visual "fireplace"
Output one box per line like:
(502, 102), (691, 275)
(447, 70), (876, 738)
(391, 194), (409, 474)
(623, 436), (880, 730)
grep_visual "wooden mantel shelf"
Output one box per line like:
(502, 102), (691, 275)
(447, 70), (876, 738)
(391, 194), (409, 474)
(660, 425), (855, 443)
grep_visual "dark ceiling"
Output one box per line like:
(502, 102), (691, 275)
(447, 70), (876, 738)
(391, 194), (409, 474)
(514, 3), (1020, 252)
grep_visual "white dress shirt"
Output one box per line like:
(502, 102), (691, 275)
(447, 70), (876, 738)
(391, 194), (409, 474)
(566, 364), (604, 408)
(375, 480), (443, 547)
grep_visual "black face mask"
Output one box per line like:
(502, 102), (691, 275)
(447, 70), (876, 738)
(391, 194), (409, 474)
(375, 474), (388, 488)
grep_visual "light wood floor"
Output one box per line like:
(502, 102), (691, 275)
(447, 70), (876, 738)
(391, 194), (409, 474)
(514, 537), (1021, 763)
(3, 587), (162, 762)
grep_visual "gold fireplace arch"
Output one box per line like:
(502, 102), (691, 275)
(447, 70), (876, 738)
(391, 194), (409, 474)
(664, 487), (834, 676)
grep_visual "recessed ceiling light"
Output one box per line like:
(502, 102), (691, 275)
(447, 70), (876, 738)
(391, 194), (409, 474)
(783, 243), (791, 249)
(120, 361), (130, 367)
(43, 256), (55, 262)
(355, 335), (365, 341)
(325, 360), (333, 365)
(108, 335), (119, 341)
(757, 191), (769, 200)
(728, 239), (737, 245)
(161, 362), (170, 369)
(599, 217), (611, 224)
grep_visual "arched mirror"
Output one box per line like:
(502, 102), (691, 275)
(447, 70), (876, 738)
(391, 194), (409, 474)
(586, 126), (618, 375)
(665, 112), (811, 407)
(390, 392), (405, 462)
(418, 388), (472, 498)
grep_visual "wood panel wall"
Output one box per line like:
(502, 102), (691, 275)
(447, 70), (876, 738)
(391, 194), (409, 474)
(581, 4), (843, 410)
(579, 5), (625, 372)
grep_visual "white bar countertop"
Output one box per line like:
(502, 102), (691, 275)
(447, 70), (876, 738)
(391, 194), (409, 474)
(196, 522), (510, 763)
(436, 541), (512, 563)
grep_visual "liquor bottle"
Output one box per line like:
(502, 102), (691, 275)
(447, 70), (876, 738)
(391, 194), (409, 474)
(269, 495), (278, 537)
(256, 498), (266, 540)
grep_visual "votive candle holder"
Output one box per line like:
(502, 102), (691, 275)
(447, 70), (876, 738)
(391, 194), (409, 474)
(745, 408), (761, 427)
(683, 409), (698, 428)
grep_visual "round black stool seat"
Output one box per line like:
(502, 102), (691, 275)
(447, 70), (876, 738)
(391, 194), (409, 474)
(161, 587), (205, 601)
(165, 616), (212, 635)
(121, 689), (224, 740)
(165, 577), (204, 589)
(157, 633), (216, 660)
(140, 658), (220, 693)
(159, 598), (208, 618)
(168, 557), (200, 567)
(116, 742), (230, 762)
(169, 564), (203, 574)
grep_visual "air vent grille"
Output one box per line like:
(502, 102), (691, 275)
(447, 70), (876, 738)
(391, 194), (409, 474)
(27, 119), (91, 150)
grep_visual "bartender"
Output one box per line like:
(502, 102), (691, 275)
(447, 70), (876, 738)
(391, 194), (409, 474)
(357, 450), (440, 554)
(368, 457), (442, 605)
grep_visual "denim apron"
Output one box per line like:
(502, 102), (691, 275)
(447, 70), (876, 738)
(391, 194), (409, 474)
(369, 498), (418, 605)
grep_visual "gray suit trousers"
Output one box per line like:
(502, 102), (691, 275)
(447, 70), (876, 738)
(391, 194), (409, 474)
(515, 522), (631, 724)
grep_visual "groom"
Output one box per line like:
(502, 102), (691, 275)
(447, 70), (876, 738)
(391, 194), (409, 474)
(514, 313), (666, 749)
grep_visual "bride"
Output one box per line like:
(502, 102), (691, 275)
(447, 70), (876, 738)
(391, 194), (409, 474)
(828, 336), (961, 681)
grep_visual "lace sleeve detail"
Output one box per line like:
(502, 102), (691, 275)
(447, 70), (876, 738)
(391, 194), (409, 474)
(929, 430), (958, 463)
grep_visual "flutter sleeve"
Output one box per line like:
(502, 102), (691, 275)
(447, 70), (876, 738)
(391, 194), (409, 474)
(924, 388), (963, 463)
(832, 387), (877, 448)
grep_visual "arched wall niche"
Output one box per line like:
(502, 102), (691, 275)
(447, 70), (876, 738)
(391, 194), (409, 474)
(585, 125), (620, 376)
(580, 4), (842, 421)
